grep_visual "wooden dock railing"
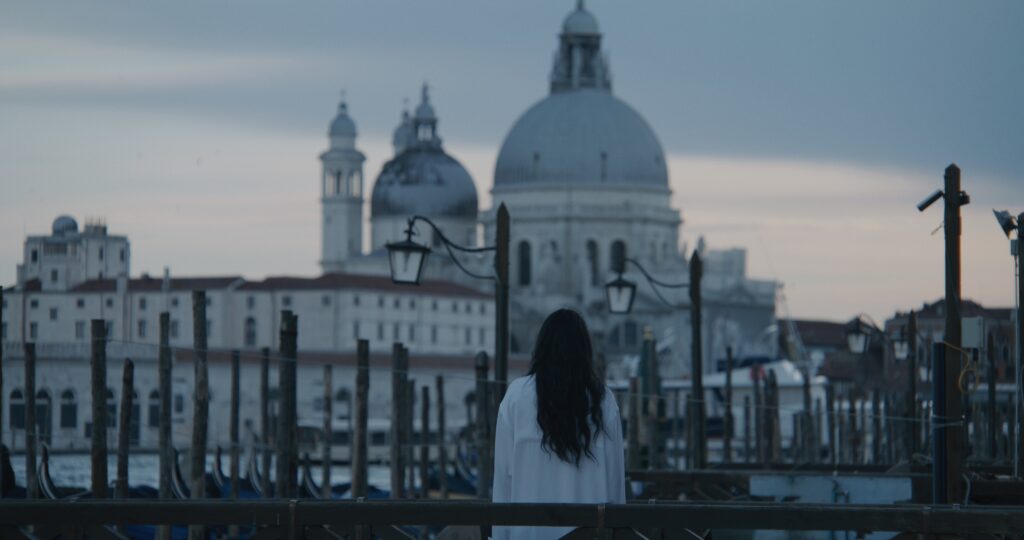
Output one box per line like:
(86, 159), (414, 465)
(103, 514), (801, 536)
(1, 500), (1024, 540)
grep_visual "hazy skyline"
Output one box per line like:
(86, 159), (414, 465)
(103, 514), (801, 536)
(2, 0), (1022, 323)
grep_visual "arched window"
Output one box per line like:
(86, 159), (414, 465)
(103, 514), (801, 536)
(587, 240), (600, 286)
(36, 390), (52, 445)
(335, 388), (352, 420)
(610, 240), (626, 274)
(9, 389), (24, 429)
(244, 317), (257, 348)
(518, 240), (532, 286)
(60, 389), (77, 429)
(148, 390), (160, 428)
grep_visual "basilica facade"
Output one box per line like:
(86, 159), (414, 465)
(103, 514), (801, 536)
(325, 1), (778, 378)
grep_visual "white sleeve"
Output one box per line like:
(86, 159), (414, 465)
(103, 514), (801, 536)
(604, 392), (626, 503)
(492, 398), (513, 504)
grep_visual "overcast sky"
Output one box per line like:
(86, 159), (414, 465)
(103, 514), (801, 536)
(2, 0), (1022, 322)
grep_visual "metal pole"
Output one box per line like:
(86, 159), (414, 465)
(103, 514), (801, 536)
(941, 163), (965, 502)
(494, 203), (510, 400)
(689, 250), (706, 468)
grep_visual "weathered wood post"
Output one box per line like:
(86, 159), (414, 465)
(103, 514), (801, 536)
(905, 311), (918, 461)
(987, 332), (997, 460)
(436, 375), (448, 498)
(689, 250), (706, 468)
(352, 340), (369, 499)
(753, 367), (764, 464)
(90, 319), (108, 498)
(767, 369), (781, 462)
(230, 350), (240, 501)
(158, 313), (172, 501)
(627, 377), (641, 470)
(872, 389), (882, 464)
(259, 347), (271, 496)
(801, 367), (813, 464)
(406, 376), (415, 497)
(814, 397), (824, 464)
(24, 342), (37, 499)
(670, 390), (680, 468)
(848, 397), (858, 464)
(475, 352), (491, 498)
(276, 311), (298, 498)
(391, 343), (406, 498)
(189, 291), (209, 540)
(322, 363), (333, 499)
(826, 385), (836, 465)
(743, 395), (751, 463)
(420, 385), (430, 498)
(115, 358), (134, 499)
(724, 347), (734, 463)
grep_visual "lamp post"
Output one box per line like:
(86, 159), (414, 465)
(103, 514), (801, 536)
(993, 208), (1024, 477)
(917, 163), (969, 504)
(386, 204), (511, 397)
(604, 251), (706, 468)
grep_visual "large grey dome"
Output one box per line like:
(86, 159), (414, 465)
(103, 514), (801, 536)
(494, 88), (668, 188)
(372, 148), (478, 219)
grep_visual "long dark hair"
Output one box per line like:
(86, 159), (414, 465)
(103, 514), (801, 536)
(529, 309), (605, 465)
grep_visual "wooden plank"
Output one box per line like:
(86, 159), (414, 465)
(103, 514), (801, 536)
(90, 319), (108, 499)
(114, 358), (134, 499)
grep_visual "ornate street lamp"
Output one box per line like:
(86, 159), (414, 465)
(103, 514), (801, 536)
(992, 208), (1023, 477)
(386, 205), (512, 399)
(605, 274), (637, 314)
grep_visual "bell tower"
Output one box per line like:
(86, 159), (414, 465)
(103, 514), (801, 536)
(320, 93), (366, 272)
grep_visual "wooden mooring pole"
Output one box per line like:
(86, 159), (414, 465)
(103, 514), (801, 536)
(391, 343), (406, 499)
(475, 352), (491, 498)
(276, 310), (298, 498)
(259, 347), (271, 497)
(742, 395), (751, 463)
(406, 377), (415, 497)
(420, 385), (430, 499)
(230, 350), (240, 501)
(723, 347), (734, 463)
(826, 384), (836, 464)
(90, 319), (108, 498)
(115, 358), (134, 499)
(436, 374), (448, 499)
(189, 291), (209, 540)
(322, 363), (333, 499)
(24, 342), (37, 499)
(352, 340), (369, 499)
(627, 378), (641, 471)
(158, 313), (172, 501)
(871, 389), (881, 464)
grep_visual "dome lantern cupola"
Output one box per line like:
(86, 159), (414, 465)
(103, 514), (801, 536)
(551, 0), (610, 93)
(328, 92), (358, 149)
(412, 83), (442, 148)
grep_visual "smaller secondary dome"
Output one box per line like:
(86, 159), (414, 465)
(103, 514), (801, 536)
(563, 1), (599, 34)
(371, 149), (478, 219)
(52, 215), (78, 235)
(329, 101), (357, 138)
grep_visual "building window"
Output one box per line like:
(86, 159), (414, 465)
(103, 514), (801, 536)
(479, 327), (486, 345)
(247, 295), (255, 309)
(139, 297), (147, 311)
(518, 240), (532, 286)
(75, 321), (85, 340)
(137, 319), (147, 339)
(148, 390), (160, 428)
(60, 390), (77, 429)
(50, 269), (58, 283)
(76, 298), (85, 308)
(119, 248), (125, 262)
(29, 322), (38, 340)
(378, 296), (384, 308)
(205, 297), (212, 307)
(49, 307), (58, 321)
(31, 250), (38, 263)
(432, 300), (438, 311)
(465, 327), (472, 346)
(244, 317), (257, 347)
(393, 298), (400, 308)
(410, 299), (416, 309)
(174, 394), (184, 414)
(393, 322), (400, 340)
(610, 240), (626, 273)
(30, 299), (38, 309)
(36, 390), (53, 445)
(453, 302), (458, 314)
(377, 323), (384, 341)
(465, 302), (471, 313)
(353, 295), (360, 306)
(431, 325), (438, 344)
(170, 320), (179, 339)
(587, 240), (600, 286)
(105, 298), (113, 308)
(282, 296), (292, 308)
(99, 247), (104, 261)
(171, 297), (179, 308)
(479, 303), (485, 315)
(10, 390), (25, 429)
(322, 295), (331, 307)
(409, 324), (416, 342)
